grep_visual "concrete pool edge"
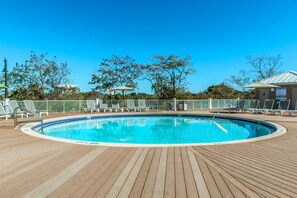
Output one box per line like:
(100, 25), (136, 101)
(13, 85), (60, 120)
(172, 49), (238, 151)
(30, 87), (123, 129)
(21, 112), (287, 147)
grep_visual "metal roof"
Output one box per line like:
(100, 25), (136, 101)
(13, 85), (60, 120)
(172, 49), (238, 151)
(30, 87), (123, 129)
(260, 71), (297, 85)
(244, 82), (280, 88)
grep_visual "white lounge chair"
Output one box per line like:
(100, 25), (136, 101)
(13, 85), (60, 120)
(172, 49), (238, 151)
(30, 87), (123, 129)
(227, 100), (239, 112)
(271, 99), (290, 115)
(84, 100), (99, 113)
(98, 101), (112, 112)
(257, 99), (275, 114)
(126, 100), (139, 112)
(244, 99), (259, 113)
(0, 103), (12, 120)
(8, 100), (28, 118)
(138, 99), (149, 112)
(111, 103), (123, 112)
(24, 100), (48, 116)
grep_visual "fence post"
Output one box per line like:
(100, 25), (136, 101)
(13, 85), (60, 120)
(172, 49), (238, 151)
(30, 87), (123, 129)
(63, 101), (65, 113)
(46, 100), (49, 112)
(173, 98), (176, 111)
(208, 98), (212, 109)
(192, 100), (194, 110)
(78, 100), (81, 112)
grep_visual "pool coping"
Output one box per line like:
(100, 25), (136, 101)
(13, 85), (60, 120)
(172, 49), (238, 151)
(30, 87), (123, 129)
(20, 112), (287, 147)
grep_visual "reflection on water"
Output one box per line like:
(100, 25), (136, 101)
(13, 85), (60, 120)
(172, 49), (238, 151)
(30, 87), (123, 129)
(42, 116), (275, 144)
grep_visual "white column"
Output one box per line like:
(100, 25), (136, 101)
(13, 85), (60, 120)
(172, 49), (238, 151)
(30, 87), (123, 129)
(173, 98), (177, 111)
(95, 98), (100, 106)
(4, 98), (10, 112)
(208, 98), (212, 109)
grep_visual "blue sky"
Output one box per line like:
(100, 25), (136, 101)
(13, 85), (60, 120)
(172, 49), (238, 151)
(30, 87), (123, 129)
(1, 0), (297, 93)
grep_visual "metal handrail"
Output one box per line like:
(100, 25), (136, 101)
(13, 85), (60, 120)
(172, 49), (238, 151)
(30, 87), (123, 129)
(14, 107), (44, 133)
(211, 101), (232, 120)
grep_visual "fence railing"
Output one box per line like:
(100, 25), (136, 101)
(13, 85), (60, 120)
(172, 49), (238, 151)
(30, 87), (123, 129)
(1, 99), (244, 114)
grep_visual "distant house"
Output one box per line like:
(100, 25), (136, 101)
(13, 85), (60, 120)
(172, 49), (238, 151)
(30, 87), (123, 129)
(254, 71), (297, 109)
(54, 84), (79, 96)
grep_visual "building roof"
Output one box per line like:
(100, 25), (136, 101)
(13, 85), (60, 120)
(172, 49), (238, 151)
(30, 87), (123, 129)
(244, 82), (280, 88)
(260, 71), (297, 85)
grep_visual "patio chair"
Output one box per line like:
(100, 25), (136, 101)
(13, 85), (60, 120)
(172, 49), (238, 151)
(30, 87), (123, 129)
(24, 100), (48, 116)
(256, 99), (275, 114)
(138, 99), (150, 112)
(271, 99), (290, 115)
(111, 103), (123, 112)
(0, 103), (12, 120)
(98, 101), (112, 112)
(235, 99), (245, 112)
(227, 100), (238, 112)
(8, 100), (28, 118)
(244, 99), (259, 113)
(242, 100), (251, 112)
(126, 100), (139, 112)
(84, 100), (99, 113)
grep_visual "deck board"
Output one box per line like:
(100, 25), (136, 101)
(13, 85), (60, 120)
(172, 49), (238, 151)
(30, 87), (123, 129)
(174, 147), (187, 198)
(208, 165), (234, 197)
(118, 148), (149, 198)
(198, 146), (297, 187)
(129, 148), (155, 198)
(196, 156), (223, 198)
(180, 147), (199, 198)
(0, 145), (93, 197)
(79, 148), (135, 197)
(48, 147), (119, 197)
(0, 112), (297, 197)
(141, 148), (161, 198)
(164, 147), (175, 198)
(222, 176), (247, 198)
(93, 148), (137, 197)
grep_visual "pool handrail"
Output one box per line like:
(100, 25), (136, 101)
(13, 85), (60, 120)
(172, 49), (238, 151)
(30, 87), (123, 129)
(14, 107), (44, 133)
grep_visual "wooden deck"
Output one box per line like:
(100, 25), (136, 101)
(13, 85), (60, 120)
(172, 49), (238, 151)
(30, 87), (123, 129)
(0, 112), (297, 197)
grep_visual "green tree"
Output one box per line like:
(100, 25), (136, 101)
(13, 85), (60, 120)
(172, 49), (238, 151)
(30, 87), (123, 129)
(193, 83), (250, 99)
(142, 55), (195, 99)
(90, 55), (141, 91)
(9, 52), (71, 99)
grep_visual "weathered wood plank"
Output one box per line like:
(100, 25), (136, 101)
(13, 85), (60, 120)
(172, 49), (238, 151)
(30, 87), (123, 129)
(164, 147), (175, 198)
(141, 148), (162, 198)
(81, 148), (135, 197)
(208, 165), (234, 197)
(196, 155), (222, 198)
(180, 147), (199, 198)
(187, 149), (210, 198)
(116, 148), (149, 198)
(24, 146), (107, 198)
(174, 147), (187, 197)
(48, 147), (119, 197)
(129, 148), (155, 198)
(152, 147), (168, 198)
(105, 148), (143, 198)
(0, 146), (94, 197)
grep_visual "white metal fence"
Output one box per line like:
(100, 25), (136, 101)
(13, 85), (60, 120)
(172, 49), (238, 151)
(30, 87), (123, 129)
(2, 99), (242, 114)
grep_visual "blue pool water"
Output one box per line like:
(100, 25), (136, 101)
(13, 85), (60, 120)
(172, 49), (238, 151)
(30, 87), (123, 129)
(35, 115), (276, 144)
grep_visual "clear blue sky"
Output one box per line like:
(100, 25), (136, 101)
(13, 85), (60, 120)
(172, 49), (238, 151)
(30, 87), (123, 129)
(1, 0), (297, 93)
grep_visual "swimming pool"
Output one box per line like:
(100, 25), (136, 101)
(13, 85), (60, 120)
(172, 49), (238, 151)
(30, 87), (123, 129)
(25, 114), (285, 146)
